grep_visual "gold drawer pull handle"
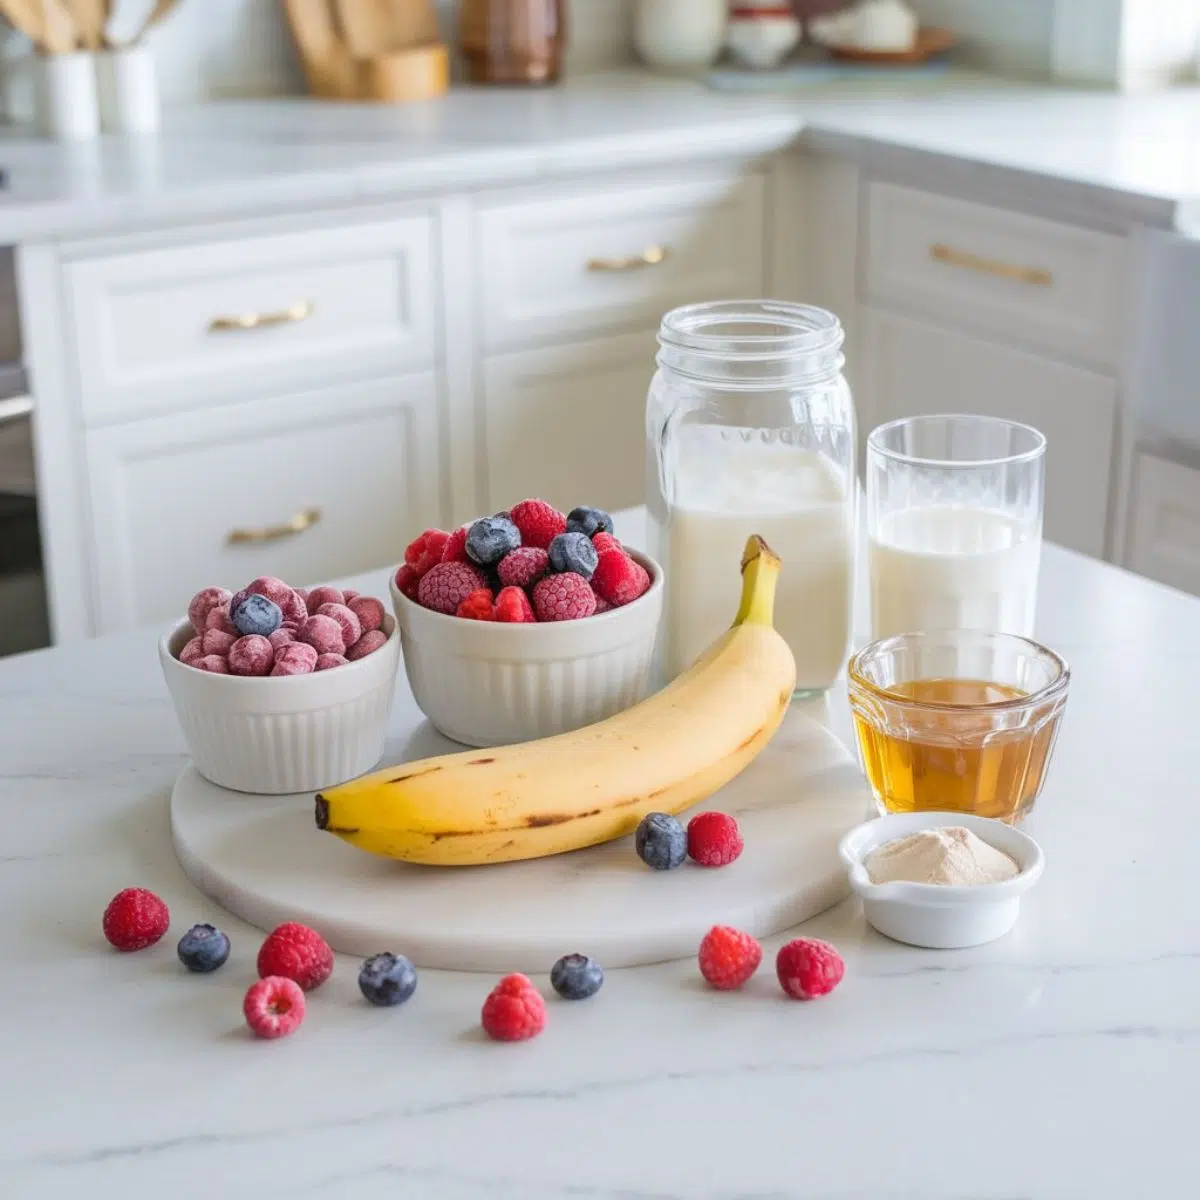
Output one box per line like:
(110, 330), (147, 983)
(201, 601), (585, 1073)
(586, 245), (669, 273)
(930, 244), (1053, 287)
(209, 301), (315, 333)
(227, 507), (322, 546)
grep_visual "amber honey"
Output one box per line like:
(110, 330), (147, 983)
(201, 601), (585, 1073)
(852, 678), (1062, 822)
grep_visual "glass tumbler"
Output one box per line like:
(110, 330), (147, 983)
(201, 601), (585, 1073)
(866, 414), (1046, 641)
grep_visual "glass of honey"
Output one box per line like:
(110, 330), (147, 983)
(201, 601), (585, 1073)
(847, 630), (1070, 823)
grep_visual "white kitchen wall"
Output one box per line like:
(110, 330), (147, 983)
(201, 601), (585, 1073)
(907, 0), (1056, 76)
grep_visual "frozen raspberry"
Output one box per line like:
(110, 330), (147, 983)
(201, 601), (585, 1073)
(497, 546), (549, 590)
(342, 589), (360, 603)
(204, 605), (237, 636)
(268, 628), (295, 652)
(297, 614), (345, 656)
(405, 529), (451, 577)
(394, 564), (421, 601)
(457, 588), (496, 621)
(270, 642), (318, 676)
(316, 653), (348, 670)
(188, 587), (232, 635)
(687, 811), (744, 867)
(481, 973), (546, 1042)
(228, 634), (274, 677)
(532, 573), (596, 622)
(244, 976), (306, 1040)
(194, 654), (230, 674)
(316, 602), (361, 648)
(346, 630), (387, 660)
(495, 586), (536, 623)
(776, 938), (845, 1001)
(510, 499), (567, 550)
(201, 628), (236, 657)
(347, 595), (384, 634)
(698, 925), (762, 991)
(179, 636), (203, 665)
(281, 620), (300, 635)
(305, 585), (344, 613)
(592, 550), (651, 608)
(103, 887), (169, 952)
(295, 587), (310, 606)
(441, 525), (470, 563)
(592, 594), (612, 614)
(257, 921), (333, 991)
(592, 532), (622, 555)
(235, 577), (307, 626)
(417, 561), (488, 615)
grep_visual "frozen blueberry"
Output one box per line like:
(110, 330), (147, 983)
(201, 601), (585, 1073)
(231, 593), (283, 638)
(566, 506), (614, 538)
(177, 923), (231, 973)
(551, 953), (604, 1000)
(635, 812), (686, 870)
(358, 952), (418, 1007)
(548, 532), (598, 580)
(466, 516), (521, 567)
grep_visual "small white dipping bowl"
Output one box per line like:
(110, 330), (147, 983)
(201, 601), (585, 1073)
(838, 811), (1045, 949)
(159, 615), (401, 795)
(390, 550), (664, 747)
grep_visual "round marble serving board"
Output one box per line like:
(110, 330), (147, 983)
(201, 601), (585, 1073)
(171, 709), (873, 972)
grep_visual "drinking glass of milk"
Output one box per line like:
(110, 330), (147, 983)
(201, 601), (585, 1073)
(866, 414), (1046, 640)
(646, 301), (856, 694)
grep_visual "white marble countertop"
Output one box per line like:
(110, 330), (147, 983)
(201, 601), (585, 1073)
(3, 69), (1200, 241)
(2, 509), (1199, 1197)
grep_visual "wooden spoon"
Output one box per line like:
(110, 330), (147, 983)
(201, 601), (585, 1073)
(39, 0), (77, 52)
(63, 0), (105, 48)
(283, 0), (360, 97)
(332, 0), (392, 57)
(131, 0), (179, 43)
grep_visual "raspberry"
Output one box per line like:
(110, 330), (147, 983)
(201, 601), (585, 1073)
(347, 595), (385, 634)
(532, 573), (597, 622)
(592, 592), (612, 614)
(316, 602), (362, 648)
(441, 525), (470, 563)
(194, 654), (230, 674)
(510, 499), (567, 549)
(698, 926), (762, 991)
(404, 529), (450, 577)
(481, 973), (546, 1042)
(257, 922), (334, 991)
(687, 811), (744, 867)
(495, 586), (536, 623)
(228, 634), (274, 677)
(297, 614), (345, 656)
(188, 587), (233, 635)
(347, 630), (388, 660)
(776, 938), (845, 1000)
(417, 561), (488, 615)
(394, 564), (421, 601)
(270, 642), (318, 676)
(592, 550), (651, 608)
(497, 546), (549, 590)
(305, 585), (344, 614)
(179, 636), (204, 665)
(592, 532), (622, 555)
(244, 976), (306, 1040)
(103, 887), (169, 952)
(315, 653), (348, 670)
(457, 588), (496, 621)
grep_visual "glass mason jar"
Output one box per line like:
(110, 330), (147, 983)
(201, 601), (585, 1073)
(646, 300), (857, 695)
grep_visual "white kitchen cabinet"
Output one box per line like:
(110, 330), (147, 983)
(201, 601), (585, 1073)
(83, 372), (439, 634)
(1126, 452), (1200, 594)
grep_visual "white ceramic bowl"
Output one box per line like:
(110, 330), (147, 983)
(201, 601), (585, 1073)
(727, 12), (801, 70)
(390, 550), (664, 747)
(838, 812), (1045, 949)
(159, 616), (401, 795)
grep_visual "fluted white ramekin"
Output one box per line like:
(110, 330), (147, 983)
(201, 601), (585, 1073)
(390, 551), (664, 747)
(159, 616), (400, 795)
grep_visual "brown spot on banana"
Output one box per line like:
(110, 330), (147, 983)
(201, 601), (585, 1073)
(388, 765), (444, 784)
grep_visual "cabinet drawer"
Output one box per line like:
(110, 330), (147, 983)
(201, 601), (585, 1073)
(66, 216), (437, 424)
(1127, 452), (1200, 596)
(83, 372), (440, 634)
(862, 308), (1117, 558)
(865, 182), (1125, 368)
(477, 171), (765, 351)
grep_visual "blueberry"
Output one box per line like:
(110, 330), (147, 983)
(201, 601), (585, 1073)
(551, 953), (604, 1000)
(466, 516), (521, 566)
(635, 812), (686, 870)
(177, 923), (231, 973)
(358, 952), (418, 1007)
(548, 532), (598, 580)
(566, 507), (614, 538)
(231, 593), (282, 637)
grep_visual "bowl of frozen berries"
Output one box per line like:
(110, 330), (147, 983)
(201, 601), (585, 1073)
(159, 576), (401, 795)
(390, 500), (663, 747)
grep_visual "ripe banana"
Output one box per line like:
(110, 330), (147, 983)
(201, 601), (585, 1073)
(315, 535), (797, 866)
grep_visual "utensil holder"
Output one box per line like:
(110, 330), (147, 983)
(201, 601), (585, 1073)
(35, 52), (100, 140)
(97, 46), (160, 134)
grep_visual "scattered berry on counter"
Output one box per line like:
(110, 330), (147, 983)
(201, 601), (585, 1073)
(481, 973), (546, 1042)
(547, 532), (598, 580)
(244, 976), (306, 1040)
(405, 529), (451, 577)
(347, 595), (385, 635)
(194, 654), (230, 674)
(394, 563), (421, 601)
(566, 505), (614, 538)
(268, 628), (296, 652)
(315, 653), (349, 671)
(297, 614), (346, 656)
(103, 887), (170, 952)
(457, 588), (496, 621)
(358, 952), (418, 1007)
(686, 811), (744, 868)
(509, 498), (567, 549)
(346, 630), (388, 660)
(775, 938), (844, 1001)
(257, 922), (333, 992)
(698, 926), (762, 991)
(417, 561), (489, 615)
(494, 586), (536, 623)
(305, 585), (344, 613)
(466, 516), (522, 566)
(532, 572), (597, 622)
(177, 923), (231, 973)
(635, 812), (687, 870)
(188, 587), (233, 635)
(204, 605), (238, 636)
(270, 642), (318, 676)
(441, 525), (470, 563)
(231, 593), (283, 638)
(550, 954), (604, 1000)
(179, 636), (204, 665)
(200, 628), (236, 657)
(592, 550), (651, 608)
(591, 532), (622, 555)
(496, 546), (549, 590)
(316, 602), (362, 648)
(228, 634), (274, 677)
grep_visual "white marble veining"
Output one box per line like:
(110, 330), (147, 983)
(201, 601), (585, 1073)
(1, 509), (1198, 1196)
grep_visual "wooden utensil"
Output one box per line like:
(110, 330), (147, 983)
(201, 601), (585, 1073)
(379, 0), (438, 49)
(0, 0), (45, 45)
(39, 0), (77, 52)
(332, 0), (389, 57)
(283, 0), (360, 98)
(63, 0), (105, 48)
(365, 41), (448, 101)
(130, 0), (179, 43)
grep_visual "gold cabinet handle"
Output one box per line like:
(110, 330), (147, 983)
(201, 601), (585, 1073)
(586, 245), (669, 273)
(930, 244), (1053, 287)
(209, 301), (315, 333)
(227, 507), (322, 546)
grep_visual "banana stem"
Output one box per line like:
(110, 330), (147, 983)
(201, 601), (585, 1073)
(735, 535), (781, 628)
